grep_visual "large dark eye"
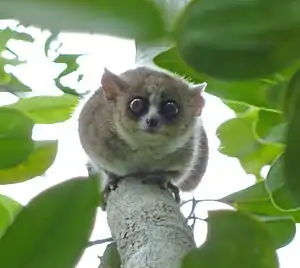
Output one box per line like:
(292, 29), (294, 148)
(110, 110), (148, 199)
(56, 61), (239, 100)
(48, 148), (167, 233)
(161, 100), (179, 120)
(129, 97), (148, 116)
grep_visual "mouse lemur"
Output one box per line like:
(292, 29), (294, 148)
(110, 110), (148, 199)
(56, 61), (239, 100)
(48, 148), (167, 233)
(78, 67), (209, 204)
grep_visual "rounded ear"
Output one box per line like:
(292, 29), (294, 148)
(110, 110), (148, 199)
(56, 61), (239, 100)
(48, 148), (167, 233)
(190, 82), (207, 116)
(101, 68), (129, 101)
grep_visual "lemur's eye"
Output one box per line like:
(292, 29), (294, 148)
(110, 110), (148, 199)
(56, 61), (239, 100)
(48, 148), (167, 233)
(128, 97), (148, 117)
(161, 100), (179, 121)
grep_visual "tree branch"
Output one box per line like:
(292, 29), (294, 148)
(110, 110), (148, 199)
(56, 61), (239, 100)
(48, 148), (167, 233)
(106, 176), (196, 268)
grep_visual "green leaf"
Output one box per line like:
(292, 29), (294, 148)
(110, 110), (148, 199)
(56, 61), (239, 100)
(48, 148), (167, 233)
(266, 154), (300, 210)
(54, 54), (82, 80)
(0, 28), (34, 52)
(237, 200), (300, 223)
(222, 100), (250, 115)
(0, 176), (99, 268)
(53, 54), (83, 96)
(0, 194), (22, 238)
(284, 69), (300, 119)
(0, 202), (10, 238)
(101, 242), (121, 268)
(255, 110), (286, 144)
(217, 108), (283, 177)
(221, 184), (297, 248)
(135, 0), (188, 66)
(4, 74), (32, 92)
(0, 57), (24, 67)
(0, 63), (10, 85)
(154, 48), (286, 111)
(220, 181), (269, 204)
(86, 165), (106, 208)
(54, 80), (81, 97)
(220, 183), (300, 223)
(44, 31), (59, 57)
(0, 140), (58, 184)
(181, 210), (278, 268)
(257, 215), (296, 249)
(0, 0), (165, 42)
(173, 0), (300, 80)
(6, 94), (79, 124)
(0, 107), (34, 169)
(0, 194), (22, 220)
(284, 73), (300, 205)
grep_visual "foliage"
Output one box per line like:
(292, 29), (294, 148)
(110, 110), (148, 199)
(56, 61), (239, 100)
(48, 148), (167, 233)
(0, 194), (22, 238)
(1, 0), (300, 267)
(0, 108), (34, 169)
(0, 176), (99, 268)
(100, 242), (121, 268)
(181, 210), (279, 268)
(6, 95), (79, 124)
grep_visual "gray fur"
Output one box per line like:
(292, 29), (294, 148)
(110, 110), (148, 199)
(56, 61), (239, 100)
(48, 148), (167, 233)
(78, 67), (208, 192)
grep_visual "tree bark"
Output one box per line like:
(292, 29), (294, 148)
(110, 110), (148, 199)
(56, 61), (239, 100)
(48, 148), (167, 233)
(106, 177), (196, 268)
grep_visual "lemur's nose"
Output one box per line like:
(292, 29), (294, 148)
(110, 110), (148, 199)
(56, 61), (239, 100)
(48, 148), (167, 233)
(146, 117), (159, 128)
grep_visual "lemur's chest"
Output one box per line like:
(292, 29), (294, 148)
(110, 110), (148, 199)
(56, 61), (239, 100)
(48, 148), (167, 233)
(98, 134), (193, 176)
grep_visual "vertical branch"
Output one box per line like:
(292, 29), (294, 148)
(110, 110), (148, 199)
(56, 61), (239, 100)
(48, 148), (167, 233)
(106, 176), (196, 268)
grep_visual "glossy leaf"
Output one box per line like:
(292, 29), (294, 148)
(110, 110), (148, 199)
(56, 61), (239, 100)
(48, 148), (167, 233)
(154, 48), (286, 111)
(6, 94), (79, 124)
(0, 176), (99, 268)
(0, 108), (34, 169)
(266, 154), (300, 210)
(217, 109), (283, 178)
(0, 194), (22, 238)
(257, 215), (296, 249)
(174, 0), (300, 80)
(181, 210), (278, 268)
(101, 242), (121, 268)
(0, 140), (58, 184)
(0, 0), (165, 42)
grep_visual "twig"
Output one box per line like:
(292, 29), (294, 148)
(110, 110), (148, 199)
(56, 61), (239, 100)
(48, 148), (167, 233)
(179, 199), (193, 207)
(87, 237), (113, 248)
(186, 215), (204, 222)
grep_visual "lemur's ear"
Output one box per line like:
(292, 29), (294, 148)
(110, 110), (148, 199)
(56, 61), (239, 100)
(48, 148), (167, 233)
(101, 68), (129, 101)
(190, 82), (206, 116)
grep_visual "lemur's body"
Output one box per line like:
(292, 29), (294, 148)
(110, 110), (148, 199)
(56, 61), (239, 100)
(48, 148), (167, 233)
(78, 67), (208, 200)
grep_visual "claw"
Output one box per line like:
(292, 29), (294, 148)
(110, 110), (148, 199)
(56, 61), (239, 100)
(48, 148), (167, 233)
(167, 182), (181, 204)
